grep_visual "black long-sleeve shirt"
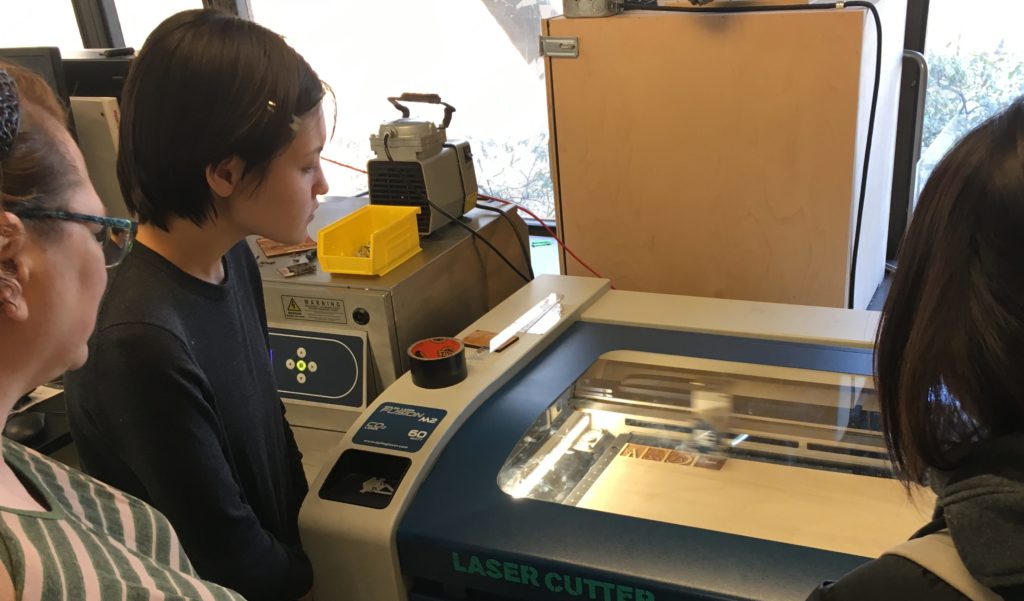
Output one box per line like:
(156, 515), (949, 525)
(66, 241), (312, 601)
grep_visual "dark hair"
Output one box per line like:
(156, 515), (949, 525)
(876, 96), (1024, 484)
(117, 9), (325, 229)
(0, 60), (77, 225)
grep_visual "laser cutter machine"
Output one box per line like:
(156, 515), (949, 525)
(299, 275), (933, 601)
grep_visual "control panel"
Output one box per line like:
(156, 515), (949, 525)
(270, 328), (366, 408)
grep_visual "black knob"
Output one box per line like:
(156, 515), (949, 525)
(353, 308), (370, 325)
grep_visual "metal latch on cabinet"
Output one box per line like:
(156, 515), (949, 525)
(539, 36), (579, 59)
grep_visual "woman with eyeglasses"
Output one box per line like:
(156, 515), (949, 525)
(0, 63), (243, 600)
(64, 9), (327, 601)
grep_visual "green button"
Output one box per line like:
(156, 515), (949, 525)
(296, 360), (307, 372)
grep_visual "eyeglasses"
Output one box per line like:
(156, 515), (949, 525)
(14, 209), (137, 268)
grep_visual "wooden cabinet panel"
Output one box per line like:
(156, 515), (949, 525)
(546, 3), (905, 308)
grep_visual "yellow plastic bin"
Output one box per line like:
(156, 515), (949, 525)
(317, 205), (422, 276)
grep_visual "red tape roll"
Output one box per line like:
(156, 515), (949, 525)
(408, 337), (468, 389)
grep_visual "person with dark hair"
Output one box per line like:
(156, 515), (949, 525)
(808, 97), (1024, 600)
(64, 9), (328, 601)
(0, 61), (243, 600)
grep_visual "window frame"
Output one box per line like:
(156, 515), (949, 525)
(67, 0), (252, 50)
(201, 0), (251, 19)
(70, 0), (125, 48)
(886, 0), (930, 262)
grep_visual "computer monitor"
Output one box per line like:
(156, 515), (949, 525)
(63, 50), (133, 101)
(0, 46), (76, 135)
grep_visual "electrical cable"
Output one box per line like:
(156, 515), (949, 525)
(439, 139), (535, 280)
(478, 193), (609, 282)
(379, 135), (531, 283)
(845, 1), (882, 310)
(321, 157), (367, 174)
(440, 141), (535, 280)
(427, 198), (532, 283)
(475, 202), (536, 280)
(320, 158), (609, 282)
(620, 0), (882, 309)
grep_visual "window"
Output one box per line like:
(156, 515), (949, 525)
(917, 2), (1024, 198)
(250, 0), (563, 220)
(115, 0), (203, 49)
(2, 0), (84, 51)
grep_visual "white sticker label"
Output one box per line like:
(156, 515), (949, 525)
(282, 295), (347, 324)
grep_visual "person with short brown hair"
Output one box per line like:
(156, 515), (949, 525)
(64, 9), (328, 600)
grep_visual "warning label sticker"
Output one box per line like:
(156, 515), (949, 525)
(281, 295), (347, 324)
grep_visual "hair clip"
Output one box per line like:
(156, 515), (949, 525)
(267, 100), (300, 131)
(0, 69), (20, 160)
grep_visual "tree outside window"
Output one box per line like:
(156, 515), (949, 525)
(917, 2), (1024, 201)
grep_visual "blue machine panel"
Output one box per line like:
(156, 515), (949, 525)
(396, 322), (876, 601)
(269, 327), (365, 407)
(353, 403), (448, 453)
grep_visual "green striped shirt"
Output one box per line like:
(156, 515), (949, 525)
(0, 438), (245, 601)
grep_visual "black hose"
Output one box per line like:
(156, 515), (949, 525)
(428, 199), (532, 283)
(475, 202), (536, 280)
